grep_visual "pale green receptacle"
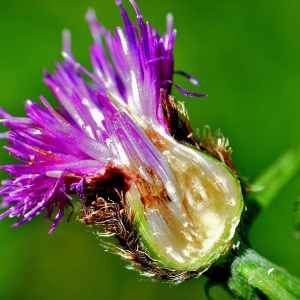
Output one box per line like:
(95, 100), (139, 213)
(126, 140), (244, 272)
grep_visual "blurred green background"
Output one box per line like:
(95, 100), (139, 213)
(1, 0), (300, 299)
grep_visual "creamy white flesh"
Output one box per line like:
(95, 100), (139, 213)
(126, 138), (243, 271)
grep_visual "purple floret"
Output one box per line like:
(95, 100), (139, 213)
(0, 0), (203, 233)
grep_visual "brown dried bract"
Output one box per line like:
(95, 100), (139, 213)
(161, 89), (196, 145)
(197, 127), (236, 172)
(82, 163), (132, 206)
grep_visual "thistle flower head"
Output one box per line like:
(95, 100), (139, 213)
(0, 0), (243, 282)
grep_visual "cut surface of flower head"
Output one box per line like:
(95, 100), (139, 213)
(0, 0), (243, 278)
(126, 134), (243, 271)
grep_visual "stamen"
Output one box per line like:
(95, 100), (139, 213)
(62, 29), (72, 59)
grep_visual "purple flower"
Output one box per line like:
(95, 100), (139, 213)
(0, 0), (196, 231)
(0, 0), (243, 279)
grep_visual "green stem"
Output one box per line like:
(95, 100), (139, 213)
(229, 248), (300, 300)
(252, 147), (300, 208)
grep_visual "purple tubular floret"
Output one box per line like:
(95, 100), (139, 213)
(0, 1), (204, 232)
